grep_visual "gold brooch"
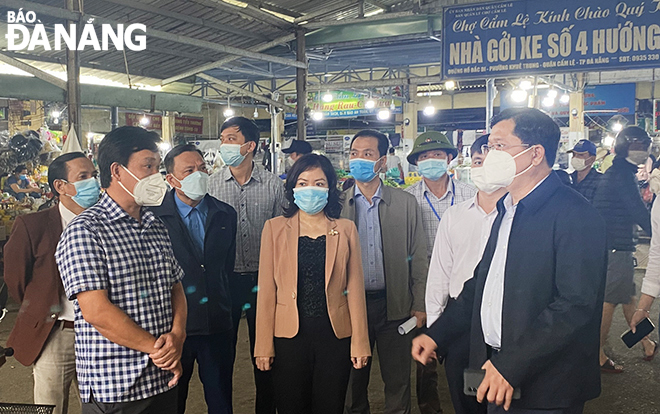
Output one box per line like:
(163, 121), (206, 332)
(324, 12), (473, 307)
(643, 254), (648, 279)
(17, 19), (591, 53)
(329, 229), (339, 236)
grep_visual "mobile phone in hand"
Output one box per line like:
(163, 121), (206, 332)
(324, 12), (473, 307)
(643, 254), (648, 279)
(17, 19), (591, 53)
(463, 369), (521, 399)
(621, 317), (655, 348)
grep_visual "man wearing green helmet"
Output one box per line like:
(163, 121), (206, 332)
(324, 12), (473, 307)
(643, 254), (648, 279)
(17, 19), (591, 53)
(404, 131), (476, 414)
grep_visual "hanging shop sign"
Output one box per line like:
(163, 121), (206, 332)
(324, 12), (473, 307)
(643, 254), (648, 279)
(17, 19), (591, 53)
(126, 113), (162, 130)
(442, 0), (660, 80)
(284, 91), (403, 120)
(324, 140), (344, 153)
(125, 114), (204, 135)
(654, 99), (660, 132)
(500, 83), (636, 116)
(175, 117), (204, 135)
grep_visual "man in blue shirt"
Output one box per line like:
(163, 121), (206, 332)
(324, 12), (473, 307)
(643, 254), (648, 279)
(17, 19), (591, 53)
(4, 164), (41, 200)
(152, 144), (238, 414)
(342, 130), (428, 414)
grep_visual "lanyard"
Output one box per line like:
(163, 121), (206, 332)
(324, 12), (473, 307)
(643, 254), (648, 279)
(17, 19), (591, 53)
(424, 180), (455, 221)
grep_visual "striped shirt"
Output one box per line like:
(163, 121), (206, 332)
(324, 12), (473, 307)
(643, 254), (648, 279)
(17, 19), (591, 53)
(55, 193), (184, 403)
(208, 164), (286, 273)
(405, 177), (477, 257)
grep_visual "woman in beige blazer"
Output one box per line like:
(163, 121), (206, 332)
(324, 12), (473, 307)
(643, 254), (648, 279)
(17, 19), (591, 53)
(254, 154), (370, 414)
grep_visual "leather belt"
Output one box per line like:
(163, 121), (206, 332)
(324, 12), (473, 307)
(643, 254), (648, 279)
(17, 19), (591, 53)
(55, 320), (75, 329)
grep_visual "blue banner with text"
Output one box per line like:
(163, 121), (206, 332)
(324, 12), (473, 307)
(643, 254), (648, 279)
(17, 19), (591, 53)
(442, 0), (660, 80)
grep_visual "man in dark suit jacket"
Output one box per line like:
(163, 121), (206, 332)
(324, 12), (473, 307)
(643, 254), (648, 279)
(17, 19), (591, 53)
(413, 108), (607, 414)
(5, 152), (99, 414)
(151, 144), (237, 414)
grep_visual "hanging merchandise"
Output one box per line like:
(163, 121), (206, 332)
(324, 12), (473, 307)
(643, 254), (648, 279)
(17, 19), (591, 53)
(39, 127), (61, 154)
(10, 131), (43, 162)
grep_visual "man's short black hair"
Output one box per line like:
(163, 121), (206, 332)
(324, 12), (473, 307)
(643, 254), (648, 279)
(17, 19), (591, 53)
(14, 165), (26, 174)
(389, 147), (395, 154)
(164, 144), (204, 174)
(97, 126), (161, 188)
(221, 116), (260, 156)
(490, 108), (560, 167)
(351, 130), (389, 157)
(48, 152), (87, 197)
(471, 134), (489, 157)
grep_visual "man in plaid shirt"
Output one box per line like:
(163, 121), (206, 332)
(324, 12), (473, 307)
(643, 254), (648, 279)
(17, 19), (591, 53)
(56, 126), (187, 414)
(404, 131), (476, 414)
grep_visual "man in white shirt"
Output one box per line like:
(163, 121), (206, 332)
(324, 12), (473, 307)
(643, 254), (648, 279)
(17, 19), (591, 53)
(5, 152), (100, 414)
(405, 131), (476, 414)
(386, 147), (404, 180)
(413, 108), (607, 414)
(425, 135), (504, 414)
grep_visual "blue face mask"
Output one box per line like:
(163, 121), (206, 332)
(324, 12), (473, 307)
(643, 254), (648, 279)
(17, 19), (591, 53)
(219, 143), (248, 167)
(19, 174), (27, 181)
(69, 177), (101, 208)
(417, 158), (448, 181)
(350, 158), (381, 183)
(173, 171), (208, 201)
(293, 187), (329, 215)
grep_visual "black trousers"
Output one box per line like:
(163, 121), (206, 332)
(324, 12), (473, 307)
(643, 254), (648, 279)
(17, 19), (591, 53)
(345, 293), (412, 414)
(230, 273), (276, 414)
(82, 388), (177, 414)
(415, 327), (442, 414)
(443, 332), (486, 414)
(272, 315), (352, 414)
(177, 331), (235, 414)
(487, 403), (584, 414)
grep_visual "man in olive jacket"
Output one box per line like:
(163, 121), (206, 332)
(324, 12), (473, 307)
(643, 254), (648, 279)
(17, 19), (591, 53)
(342, 129), (428, 414)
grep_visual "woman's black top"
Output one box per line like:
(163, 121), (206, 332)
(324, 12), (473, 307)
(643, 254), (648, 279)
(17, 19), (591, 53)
(297, 235), (327, 318)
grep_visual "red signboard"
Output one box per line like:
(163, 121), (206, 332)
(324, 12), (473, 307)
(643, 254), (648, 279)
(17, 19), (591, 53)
(125, 113), (162, 130)
(124, 114), (204, 135)
(175, 117), (204, 135)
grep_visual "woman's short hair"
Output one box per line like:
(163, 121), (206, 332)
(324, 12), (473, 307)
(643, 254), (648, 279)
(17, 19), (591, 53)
(284, 154), (342, 219)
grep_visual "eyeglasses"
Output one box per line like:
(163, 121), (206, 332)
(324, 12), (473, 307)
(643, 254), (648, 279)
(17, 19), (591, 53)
(481, 143), (530, 153)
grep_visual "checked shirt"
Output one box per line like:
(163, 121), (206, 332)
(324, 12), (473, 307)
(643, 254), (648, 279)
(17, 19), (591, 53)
(55, 193), (184, 403)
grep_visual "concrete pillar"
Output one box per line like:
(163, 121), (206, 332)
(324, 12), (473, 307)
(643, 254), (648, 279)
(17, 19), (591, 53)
(111, 107), (119, 130)
(295, 29), (307, 140)
(66, 0), (81, 145)
(486, 79), (496, 132)
(202, 103), (220, 138)
(270, 106), (284, 175)
(161, 114), (176, 146)
(568, 90), (586, 151)
(403, 85), (418, 142)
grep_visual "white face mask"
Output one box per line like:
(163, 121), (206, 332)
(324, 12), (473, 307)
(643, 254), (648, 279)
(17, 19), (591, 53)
(480, 146), (534, 191)
(649, 169), (660, 195)
(471, 166), (501, 194)
(173, 171), (208, 201)
(119, 165), (168, 206)
(627, 150), (649, 166)
(571, 157), (590, 172)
